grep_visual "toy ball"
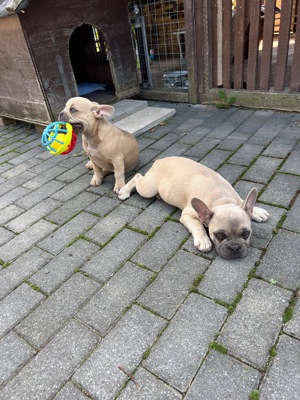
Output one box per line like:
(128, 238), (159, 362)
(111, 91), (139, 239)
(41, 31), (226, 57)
(41, 121), (77, 155)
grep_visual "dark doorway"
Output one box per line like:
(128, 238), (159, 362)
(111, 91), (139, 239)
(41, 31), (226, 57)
(69, 24), (117, 103)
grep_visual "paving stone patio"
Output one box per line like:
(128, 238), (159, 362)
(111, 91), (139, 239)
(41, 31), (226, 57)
(0, 102), (300, 399)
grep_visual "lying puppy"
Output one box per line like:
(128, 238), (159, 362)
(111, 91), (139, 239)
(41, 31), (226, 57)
(118, 156), (269, 259)
(59, 97), (139, 192)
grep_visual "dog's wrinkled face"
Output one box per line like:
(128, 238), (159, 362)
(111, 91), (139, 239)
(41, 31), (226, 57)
(191, 187), (258, 259)
(58, 97), (114, 135)
(208, 205), (252, 259)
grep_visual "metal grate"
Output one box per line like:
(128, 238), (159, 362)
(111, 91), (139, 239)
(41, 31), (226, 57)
(129, 0), (188, 90)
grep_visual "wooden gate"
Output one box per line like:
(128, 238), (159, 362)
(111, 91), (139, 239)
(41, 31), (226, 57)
(185, 0), (300, 111)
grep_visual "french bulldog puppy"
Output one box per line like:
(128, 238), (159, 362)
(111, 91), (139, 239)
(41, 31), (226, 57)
(118, 156), (269, 259)
(59, 97), (139, 193)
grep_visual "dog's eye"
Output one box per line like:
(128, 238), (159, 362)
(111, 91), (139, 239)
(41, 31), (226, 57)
(215, 231), (226, 241)
(70, 107), (77, 113)
(241, 230), (250, 239)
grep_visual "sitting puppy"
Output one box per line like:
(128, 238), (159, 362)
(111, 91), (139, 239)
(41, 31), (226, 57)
(118, 156), (269, 259)
(59, 97), (139, 193)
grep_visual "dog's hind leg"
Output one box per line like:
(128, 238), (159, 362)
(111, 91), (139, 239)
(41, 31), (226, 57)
(118, 172), (158, 200)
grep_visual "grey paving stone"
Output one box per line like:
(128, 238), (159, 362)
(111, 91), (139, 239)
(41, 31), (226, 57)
(0, 220), (56, 262)
(0, 283), (45, 339)
(280, 150), (300, 175)
(283, 195), (300, 233)
(256, 229), (300, 289)
(172, 118), (205, 135)
(0, 331), (35, 386)
(217, 163), (245, 184)
(131, 221), (189, 272)
(5, 198), (61, 233)
(243, 156), (282, 184)
(198, 247), (262, 304)
(260, 335), (300, 400)
(84, 193), (121, 217)
(46, 191), (99, 224)
(0, 247), (52, 300)
(183, 138), (221, 159)
(249, 112), (293, 145)
(0, 170), (36, 196)
(250, 203), (286, 249)
(149, 132), (182, 150)
(235, 109), (274, 135)
(199, 149), (232, 170)
(233, 180), (264, 201)
(118, 367), (182, 400)
(22, 165), (67, 190)
(156, 141), (191, 159)
(51, 175), (91, 202)
(143, 294), (227, 392)
(219, 279), (291, 369)
(6, 147), (43, 166)
(0, 186), (30, 211)
(185, 351), (260, 400)
(30, 239), (99, 295)
(284, 296), (300, 340)
(53, 381), (90, 399)
(1, 158), (40, 179)
(263, 137), (299, 158)
(38, 211), (98, 255)
(54, 163), (88, 183)
(130, 200), (175, 233)
(16, 273), (100, 348)
(15, 180), (65, 210)
(73, 305), (166, 400)
(77, 262), (153, 336)
(207, 109), (254, 139)
(260, 173), (300, 208)
(0, 227), (14, 245)
(138, 250), (209, 319)
(228, 144), (265, 165)
(85, 203), (141, 245)
(0, 319), (99, 400)
(178, 125), (211, 146)
(30, 154), (65, 174)
(200, 107), (238, 130)
(82, 228), (146, 281)
(217, 136), (247, 151)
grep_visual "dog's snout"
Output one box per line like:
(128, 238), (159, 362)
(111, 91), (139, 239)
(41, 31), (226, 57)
(227, 242), (241, 252)
(58, 111), (66, 121)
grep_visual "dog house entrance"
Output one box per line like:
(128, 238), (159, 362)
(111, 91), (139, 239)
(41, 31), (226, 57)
(69, 24), (117, 103)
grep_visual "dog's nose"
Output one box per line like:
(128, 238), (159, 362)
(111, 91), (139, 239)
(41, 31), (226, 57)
(227, 242), (241, 252)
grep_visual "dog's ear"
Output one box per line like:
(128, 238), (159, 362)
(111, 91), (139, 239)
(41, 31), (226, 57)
(91, 105), (115, 118)
(191, 198), (214, 226)
(241, 188), (258, 217)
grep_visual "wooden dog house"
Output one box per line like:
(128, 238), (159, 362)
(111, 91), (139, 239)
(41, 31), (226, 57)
(0, 0), (139, 125)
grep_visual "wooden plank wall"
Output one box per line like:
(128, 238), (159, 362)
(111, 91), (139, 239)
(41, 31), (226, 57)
(0, 15), (50, 124)
(217, 0), (300, 93)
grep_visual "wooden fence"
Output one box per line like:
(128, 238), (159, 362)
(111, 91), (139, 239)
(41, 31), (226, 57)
(185, 0), (300, 111)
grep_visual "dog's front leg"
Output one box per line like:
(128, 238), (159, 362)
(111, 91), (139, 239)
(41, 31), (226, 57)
(90, 162), (105, 186)
(112, 159), (126, 193)
(118, 173), (141, 200)
(252, 206), (269, 222)
(180, 210), (212, 252)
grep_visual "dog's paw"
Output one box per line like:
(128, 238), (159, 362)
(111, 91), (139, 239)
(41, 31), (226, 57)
(194, 235), (212, 252)
(86, 160), (93, 169)
(252, 206), (269, 222)
(118, 188), (131, 200)
(90, 176), (102, 186)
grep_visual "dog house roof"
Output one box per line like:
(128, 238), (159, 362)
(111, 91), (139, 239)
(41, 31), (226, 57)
(0, 0), (30, 17)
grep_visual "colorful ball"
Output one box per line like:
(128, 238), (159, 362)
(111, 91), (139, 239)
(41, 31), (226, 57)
(41, 121), (77, 155)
